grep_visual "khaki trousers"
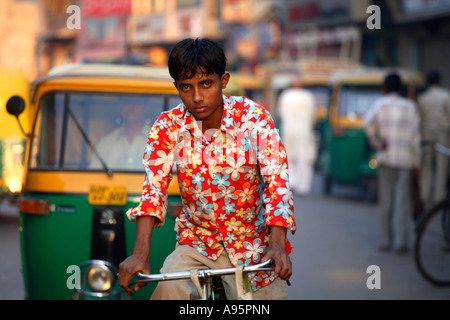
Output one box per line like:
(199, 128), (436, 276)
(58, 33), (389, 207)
(151, 245), (288, 300)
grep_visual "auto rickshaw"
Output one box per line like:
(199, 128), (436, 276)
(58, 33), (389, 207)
(320, 67), (424, 201)
(7, 63), (245, 300)
(0, 69), (30, 197)
(230, 72), (266, 106)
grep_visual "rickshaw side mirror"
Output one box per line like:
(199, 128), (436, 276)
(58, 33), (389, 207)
(6, 95), (25, 117)
(6, 95), (30, 137)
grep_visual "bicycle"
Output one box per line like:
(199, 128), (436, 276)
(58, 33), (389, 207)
(414, 143), (450, 286)
(130, 259), (275, 300)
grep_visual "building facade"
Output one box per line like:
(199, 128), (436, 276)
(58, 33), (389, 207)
(1, 0), (449, 85)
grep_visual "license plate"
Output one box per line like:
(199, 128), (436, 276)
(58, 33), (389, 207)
(88, 185), (127, 205)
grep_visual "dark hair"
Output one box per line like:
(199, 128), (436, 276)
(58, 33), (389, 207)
(383, 72), (402, 93)
(426, 70), (441, 86)
(168, 38), (227, 81)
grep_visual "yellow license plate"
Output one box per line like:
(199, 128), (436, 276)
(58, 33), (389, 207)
(88, 185), (127, 205)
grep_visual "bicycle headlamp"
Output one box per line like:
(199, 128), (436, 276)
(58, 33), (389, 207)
(87, 263), (115, 292)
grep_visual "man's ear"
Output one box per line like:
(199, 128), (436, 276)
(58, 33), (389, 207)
(221, 73), (230, 89)
(173, 81), (179, 90)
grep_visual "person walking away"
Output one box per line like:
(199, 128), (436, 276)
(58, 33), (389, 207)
(364, 72), (421, 254)
(277, 76), (317, 196)
(417, 71), (450, 207)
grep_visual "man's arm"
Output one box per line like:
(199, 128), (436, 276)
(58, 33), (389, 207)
(253, 109), (296, 281)
(363, 102), (386, 150)
(118, 216), (158, 295)
(261, 225), (292, 280)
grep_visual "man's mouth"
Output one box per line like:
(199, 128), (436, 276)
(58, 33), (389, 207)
(193, 106), (207, 113)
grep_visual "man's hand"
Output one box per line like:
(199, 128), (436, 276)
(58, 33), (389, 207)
(118, 254), (150, 295)
(118, 216), (157, 295)
(261, 226), (292, 281)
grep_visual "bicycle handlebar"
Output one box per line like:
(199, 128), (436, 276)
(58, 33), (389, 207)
(130, 259), (274, 285)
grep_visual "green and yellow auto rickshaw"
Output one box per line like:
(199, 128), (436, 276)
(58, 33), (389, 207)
(7, 63), (245, 300)
(6, 64), (191, 300)
(320, 67), (423, 201)
(230, 72), (266, 105)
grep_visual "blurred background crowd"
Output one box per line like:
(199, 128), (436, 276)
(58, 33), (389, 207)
(1, 0), (449, 85)
(1, 0), (450, 201)
(0, 0), (448, 190)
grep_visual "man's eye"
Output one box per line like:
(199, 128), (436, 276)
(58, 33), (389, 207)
(181, 85), (190, 91)
(203, 81), (212, 88)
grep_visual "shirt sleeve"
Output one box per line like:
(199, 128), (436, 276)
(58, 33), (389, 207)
(254, 108), (297, 233)
(126, 112), (177, 226)
(363, 100), (382, 149)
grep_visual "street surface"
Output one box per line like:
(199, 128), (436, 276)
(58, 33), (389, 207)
(1, 173), (449, 300)
(287, 175), (450, 300)
(0, 198), (23, 300)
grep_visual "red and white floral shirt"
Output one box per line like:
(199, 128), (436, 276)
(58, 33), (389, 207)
(127, 95), (297, 291)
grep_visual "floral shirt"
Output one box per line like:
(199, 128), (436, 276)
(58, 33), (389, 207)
(127, 95), (297, 291)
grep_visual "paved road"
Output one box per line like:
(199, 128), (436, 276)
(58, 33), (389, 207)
(287, 175), (450, 300)
(1, 174), (449, 300)
(0, 199), (23, 300)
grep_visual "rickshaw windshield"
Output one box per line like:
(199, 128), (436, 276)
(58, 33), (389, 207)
(305, 85), (330, 108)
(337, 86), (383, 118)
(30, 91), (181, 172)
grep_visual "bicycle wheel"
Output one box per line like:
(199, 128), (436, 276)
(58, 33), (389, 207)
(414, 199), (450, 286)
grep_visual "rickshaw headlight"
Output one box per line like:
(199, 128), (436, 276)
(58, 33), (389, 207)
(87, 264), (114, 292)
(369, 158), (378, 170)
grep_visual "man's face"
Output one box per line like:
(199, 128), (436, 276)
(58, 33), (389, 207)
(174, 68), (230, 124)
(120, 103), (146, 125)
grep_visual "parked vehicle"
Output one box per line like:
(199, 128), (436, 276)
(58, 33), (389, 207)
(7, 64), (191, 299)
(320, 67), (424, 201)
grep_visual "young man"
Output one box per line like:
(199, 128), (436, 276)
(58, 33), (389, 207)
(118, 38), (296, 299)
(364, 72), (421, 254)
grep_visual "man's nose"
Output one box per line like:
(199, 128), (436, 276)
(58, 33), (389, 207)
(193, 88), (204, 103)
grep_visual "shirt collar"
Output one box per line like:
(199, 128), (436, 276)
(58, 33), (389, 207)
(386, 92), (400, 98)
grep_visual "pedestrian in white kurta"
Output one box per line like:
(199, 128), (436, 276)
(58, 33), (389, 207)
(278, 77), (317, 195)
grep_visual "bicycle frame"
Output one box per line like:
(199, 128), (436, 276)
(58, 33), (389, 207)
(131, 259), (274, 300)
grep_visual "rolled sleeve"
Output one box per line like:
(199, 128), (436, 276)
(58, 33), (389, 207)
(126, 112), (177, 227)
(256, 112), (296, 233)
